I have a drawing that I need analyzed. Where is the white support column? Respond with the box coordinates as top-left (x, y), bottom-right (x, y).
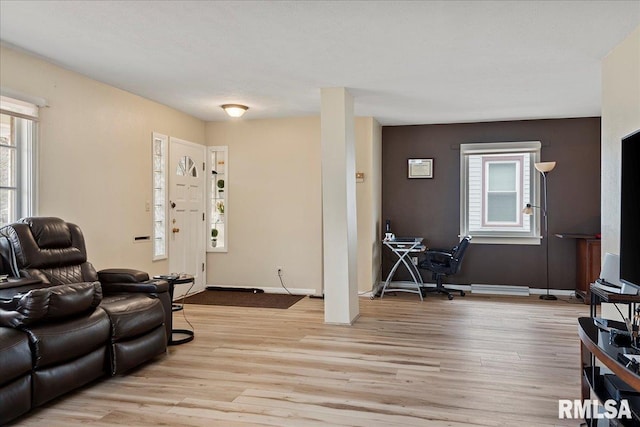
top-left (321, 87), bottom-right (359, 324)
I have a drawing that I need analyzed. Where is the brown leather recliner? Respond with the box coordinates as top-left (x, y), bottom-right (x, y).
top-left (0, 217), bottom-right (171, 423)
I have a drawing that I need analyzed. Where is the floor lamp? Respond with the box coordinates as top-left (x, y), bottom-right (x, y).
top-left (523, 161), bottom-right (557, 300)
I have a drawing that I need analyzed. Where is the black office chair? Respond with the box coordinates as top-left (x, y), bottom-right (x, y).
top-left (418, 236), bottom-right (471, 300)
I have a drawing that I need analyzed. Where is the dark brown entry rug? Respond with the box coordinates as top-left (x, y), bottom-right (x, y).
top-left (182, 289), bottom-right (305, 309)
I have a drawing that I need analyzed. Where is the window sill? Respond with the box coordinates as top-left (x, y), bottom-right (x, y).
top-left (466, 235), bottom-right (542, 245)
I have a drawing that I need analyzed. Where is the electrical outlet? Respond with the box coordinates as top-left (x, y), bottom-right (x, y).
top-left (277, 266), bottom-right (283, 275)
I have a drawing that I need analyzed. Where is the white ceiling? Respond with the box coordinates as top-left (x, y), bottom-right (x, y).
top-left (1, 1), bottom-right (638, 125)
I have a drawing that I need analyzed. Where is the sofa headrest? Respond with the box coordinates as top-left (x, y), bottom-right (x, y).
top-left (19, 217), bottom-right (72, 249)
top-left (0, 217), bottom-right (88, 270)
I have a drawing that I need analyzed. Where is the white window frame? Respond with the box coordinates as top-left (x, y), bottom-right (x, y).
top-left (460, 141), bottom-right (541, 245)
top-left (0, 95), bottom-right (39, 226)
top-left (152, 132), bottom-right (168, 260)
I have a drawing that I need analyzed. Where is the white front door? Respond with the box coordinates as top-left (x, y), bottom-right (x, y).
top-left (169, 137), bottom-right (206, 296)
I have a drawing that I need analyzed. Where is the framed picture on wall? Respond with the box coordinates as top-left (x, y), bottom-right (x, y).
top-left (408, 158), bottom-right (433, 178)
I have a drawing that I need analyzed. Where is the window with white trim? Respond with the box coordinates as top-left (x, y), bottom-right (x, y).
top-left (208, 146), bottom-right (227, 252)
top-left (0, 96), bottom-right (38, 226)
top-left (460, 141), bottom-right (541, 244)
top-left (152, 133), bottom-right (168, 260)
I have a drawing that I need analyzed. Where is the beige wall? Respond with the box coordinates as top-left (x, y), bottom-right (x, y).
top-left (205, 116), bottom-right (381, 295)
top-left (356, 117), bottom-right (382, 292)
top-left (0, 45), bottom-right (206, 274)
top-left (601, 27), bottom-right (640, 257)
top-left (205, 117), bottom-right (323, 293)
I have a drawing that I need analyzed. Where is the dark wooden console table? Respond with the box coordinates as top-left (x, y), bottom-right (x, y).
top-left (556, 233), bottom-right (601, 303)
top-left (579, 317), bottom-right (640, 425)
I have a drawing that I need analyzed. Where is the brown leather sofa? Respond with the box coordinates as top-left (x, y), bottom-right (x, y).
top-left (0, 217), bottom-right (172, 424)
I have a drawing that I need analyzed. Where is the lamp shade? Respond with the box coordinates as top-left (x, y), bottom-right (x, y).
top-left (221, 104), bottom-right (248, 118)
top-left (535, 161), bottom-right (556, 173)
top-left (522, 204), bottom-right (534, 215)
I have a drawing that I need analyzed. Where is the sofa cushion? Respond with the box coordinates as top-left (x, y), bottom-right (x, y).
top-left (0, 328), bottom-right (31, 384)
top-left (110, 325), bottom-right (166, 375)
top-left (0, 375), bottom-right (31, 425)
top-left (101, 294), bottom-right (165, 340)
top-left (26, 307), bottom-right (110, 369)
top-left (32, 345), bottom-right (107, 407)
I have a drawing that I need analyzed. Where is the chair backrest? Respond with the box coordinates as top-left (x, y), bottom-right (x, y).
top-left (449, 236), bottom-right (472, 274)
top-left (0, 217), bottom-right (98, 285)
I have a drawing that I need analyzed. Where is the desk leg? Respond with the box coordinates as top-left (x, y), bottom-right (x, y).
top-left (398, 256), bottom-right (423, 300)
top-left (381, 245), bottom-right (423, 301)
top-left (381, 256), bottom-right (403, 298)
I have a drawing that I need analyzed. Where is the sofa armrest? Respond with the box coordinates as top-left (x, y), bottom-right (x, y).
top-left (98, 268), bottom-right (150, 283)
top-left (0, 295), bottom-right (27, 327)
top-left (0, 281), bottom-right (102, 327)
top-left (100, 280), bottom-right (169, 294)
top-left (98, 268), bottom-right (169, 294)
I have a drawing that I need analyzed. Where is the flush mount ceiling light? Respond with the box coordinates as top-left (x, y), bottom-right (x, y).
top-left (221, 104), bottom-right (248, 118)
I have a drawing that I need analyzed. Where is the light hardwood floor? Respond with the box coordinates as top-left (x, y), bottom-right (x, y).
top-left (13, 293), bottom-right (589, 427)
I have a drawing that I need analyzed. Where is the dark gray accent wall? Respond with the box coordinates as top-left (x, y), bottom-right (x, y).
top-left (382, 117), bottom-right (601, 291)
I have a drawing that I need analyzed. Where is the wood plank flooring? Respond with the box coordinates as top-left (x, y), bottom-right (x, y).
top-left (13, 293), bottom-right (589, 427)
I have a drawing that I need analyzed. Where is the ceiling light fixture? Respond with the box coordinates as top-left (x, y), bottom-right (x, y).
top-left (221, 104), bottom-right (248, 118)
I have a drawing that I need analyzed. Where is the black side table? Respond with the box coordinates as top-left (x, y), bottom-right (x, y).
top-left (154, 274), bottom-right (195, 345)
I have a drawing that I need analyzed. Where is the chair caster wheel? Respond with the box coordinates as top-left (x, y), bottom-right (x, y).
top-left (460, 291), bottom-right (466, 297)
top-left (448, 294), bottom-right (454, 300)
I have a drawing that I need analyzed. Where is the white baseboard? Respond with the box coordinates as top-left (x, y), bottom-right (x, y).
top-left (205, 285), bottom-right (316, 296)
top-left (471, 284), bottom-right (529, 296)
top-left (210, 283), bottom-right (576, 299)
top-left (372, 281), bottom-right (575, 297)
top-left (260, 286), bottom-right (316, 295)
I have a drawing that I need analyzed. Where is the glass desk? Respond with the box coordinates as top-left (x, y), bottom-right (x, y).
top-left (381, 237), bottom-right (426, 301)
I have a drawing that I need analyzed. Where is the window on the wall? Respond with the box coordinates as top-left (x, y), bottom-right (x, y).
top-left (460, 141), bottom-right (541, 244)
top-left (152, 133), bottom-right (168, 260)
top-left (0, 96), bottom-right (38, 226)
top-left (208, 146), bottom-right (227, 252)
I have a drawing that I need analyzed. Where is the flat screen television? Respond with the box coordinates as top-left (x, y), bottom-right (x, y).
top-left (620, 129), bottom-right (640, 290)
